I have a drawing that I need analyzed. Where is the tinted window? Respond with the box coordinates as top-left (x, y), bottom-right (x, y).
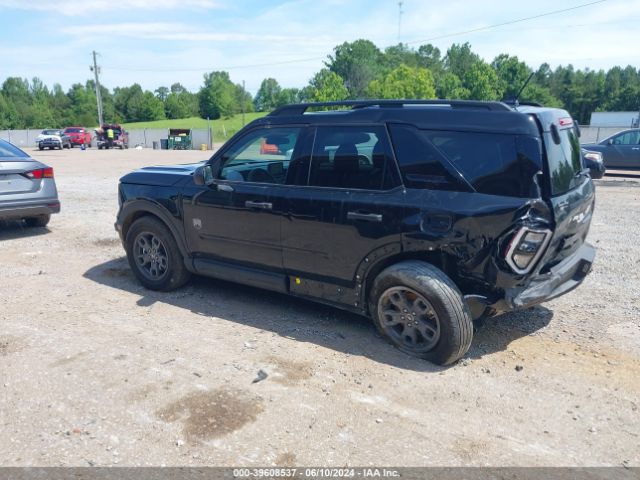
top-left (308, 126), bottom-right (397, 190)
top-left (545, 127), bottom-right (583, 196)
top-left (218, 127), bottom-right (301, 185)
top-left (388, 124), bottom-right (462, 191)
top-left (65, 128), bottom-right (83, 133)
top-left (612, 130), bottom-right (640, 145)
top-left (424, 130), bottom-right (528, 197)
top-left (0, 140), bottom-right (29, 158)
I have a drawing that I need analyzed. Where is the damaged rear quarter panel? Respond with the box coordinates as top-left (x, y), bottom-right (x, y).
top-left (400, 188), bottom-right (553, 299)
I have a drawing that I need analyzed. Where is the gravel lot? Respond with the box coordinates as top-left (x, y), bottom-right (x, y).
top-left (1, 148), bottom-right (639, 467)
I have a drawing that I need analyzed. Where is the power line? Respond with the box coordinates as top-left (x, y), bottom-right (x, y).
top-left (104, 0), bottom-right (609, 73)
top-left (403, 0), bottom-right (609, 45)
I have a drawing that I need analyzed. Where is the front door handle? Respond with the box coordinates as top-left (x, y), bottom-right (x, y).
top-left (245, 201), bottom-right (273, 210)
top-left (632, 147), bottom-right (639, 151)
top-left (347, 211), bottom-right (383, 223)
top-left (217, 183), bottom-right (234, 192)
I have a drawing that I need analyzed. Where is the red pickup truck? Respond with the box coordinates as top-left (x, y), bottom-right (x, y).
top-left (63, 127), bottom-right (92, 147)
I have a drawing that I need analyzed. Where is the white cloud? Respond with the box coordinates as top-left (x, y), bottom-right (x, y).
top-left (0, 0), bottom-right (219, 16)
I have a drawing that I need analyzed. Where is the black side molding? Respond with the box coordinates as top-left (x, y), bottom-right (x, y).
top-left (193, 258), bottom-right (288, 294)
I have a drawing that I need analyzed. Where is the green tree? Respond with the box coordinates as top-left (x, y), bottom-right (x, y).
top-left (436, 72), bottom-right (470, 99)
top-left (307, 69), bottom-right (349, 102)
top-left (155, 86), bottom-right (169, 102)
top-left (326, 39), bottom-right (383, 98)
top-left (445, 43), bottom-right (481, 79)
top-left (198, 71), bottom-right (237, 119)
top-left (463, 62), bottom-right (502, 100)
top-left (277, 87), bottom-right (302, 106)
top-left (367, 64), bottom-right (436, 99)
top-left (254, 78), bottom-right (282, 111)
top-left (492, 54), bottom-right (531, 100)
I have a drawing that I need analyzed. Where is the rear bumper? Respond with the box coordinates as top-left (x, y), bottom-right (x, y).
top-left (0, 200), bottom-right (61, 220)
top-left (504, 242), bottom-right (596, 310)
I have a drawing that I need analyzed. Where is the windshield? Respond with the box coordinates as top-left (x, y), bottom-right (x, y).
top-left (42, 129), bottom-right (61, 135)
top-left (544, 127), bottom-right (583, 196)
top-left (65, 128), bottom-right (83, 133)
top-left (0, 139), bottom-right (29, 158)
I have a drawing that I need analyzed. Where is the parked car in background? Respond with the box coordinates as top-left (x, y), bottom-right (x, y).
top-left (581, 148), bottom-right (605, 179)
top-left (116, 99), bottom-right (596, 365)
top-left (63, 127), bottom-right (92, 148)
top-left (582, 128), bottom-right (640, 168)
top-left (96, 124), bottom-right (129, 149)
top-left (36, 129), bottom-right (71, 150)
top-left (0, 139), bottom-right (60, 227)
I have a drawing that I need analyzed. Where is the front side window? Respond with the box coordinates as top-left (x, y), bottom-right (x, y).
top-left (612, 130), bottom-right (640, 145)
top-left (218, 127), bottom-right (301, 184)
top-left (308, 126), bottom-right (397, 190)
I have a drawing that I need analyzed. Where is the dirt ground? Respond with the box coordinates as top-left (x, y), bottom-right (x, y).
top-left (1, 147), bottom-right (638, 467)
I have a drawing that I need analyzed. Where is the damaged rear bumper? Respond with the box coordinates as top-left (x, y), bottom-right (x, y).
top-left (505, 242), bottom-right (596, 310)
top-left (465, 242), bottom-right (596, 319)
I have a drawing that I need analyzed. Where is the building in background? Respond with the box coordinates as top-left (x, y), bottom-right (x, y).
top-left (590, 111), bottom-right (640, 128)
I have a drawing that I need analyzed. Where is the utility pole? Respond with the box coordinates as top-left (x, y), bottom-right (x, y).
top-left (90, 51), bottom-right (104, 126)
top-left (397, 1), bottom-right (404, 43)
top-left (241, 80), bottom-right (246, 127)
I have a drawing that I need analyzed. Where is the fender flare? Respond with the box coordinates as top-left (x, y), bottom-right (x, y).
top-left (118, 199), bottom-right (191, 262)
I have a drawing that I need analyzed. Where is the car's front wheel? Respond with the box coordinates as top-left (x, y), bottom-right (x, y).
top-left (369, 261), bottom-right (473, 365)
top-left (24, 215), bottom-right (50, 228)
top-left (125, 216), bottom-right (191, 291)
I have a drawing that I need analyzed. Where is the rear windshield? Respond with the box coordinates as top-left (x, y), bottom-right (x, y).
top-left (545, 127), bottom-right (583, 196)
top-left (0, 140), bottom-right (29, 158)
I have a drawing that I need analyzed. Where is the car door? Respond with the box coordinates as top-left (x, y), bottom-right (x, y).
top-left (276, 124), bottom-right (404, 307)
top-left (183, 126), bottom-right (303, 272)
top-left (603, 130), bottom-right (640, 168)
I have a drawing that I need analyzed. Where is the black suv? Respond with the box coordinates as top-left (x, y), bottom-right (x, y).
top-left (115, 100), bottom-right (595, 365)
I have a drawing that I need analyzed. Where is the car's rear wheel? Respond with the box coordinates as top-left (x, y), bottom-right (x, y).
top-left (125, 216), bottom-right (191, 291)
top-left (24, 215), bottom-right (50, 228)
top-left (38, 145), bottom-right (43, 151)
top-left (369, 261), bottom-right (473, 365)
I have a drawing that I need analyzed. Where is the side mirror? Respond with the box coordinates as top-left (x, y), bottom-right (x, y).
top-left (607, 139), bottom-right (614, 146)
top-left (193, 165), bottom-right (214, 186)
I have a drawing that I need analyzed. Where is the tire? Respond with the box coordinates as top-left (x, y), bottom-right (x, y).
top-left (369, 261), bottom-right (473, 365)
top-left (125, 216), bottom-right (191, 291)
top-left (38, 146), bottom-right (43, 151)
top-left (24, 215), bottom-right (50, 228)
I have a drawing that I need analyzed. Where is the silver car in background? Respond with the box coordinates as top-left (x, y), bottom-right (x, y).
top-left (0, 139), bottom-right (60, 227)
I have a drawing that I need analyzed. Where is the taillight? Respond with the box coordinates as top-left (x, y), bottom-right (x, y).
top-left (26, 167), bottom-right (54, 179)
top-left (505, 227), bottom-right (552, 274)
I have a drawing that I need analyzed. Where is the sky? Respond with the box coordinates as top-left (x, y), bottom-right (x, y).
top-left (0, 0), bottom-right (638, 95)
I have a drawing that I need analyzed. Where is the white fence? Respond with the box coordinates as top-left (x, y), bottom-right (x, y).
top-left (0, 125), bottom-right (625, 150)
top-left (0, 128), bottom-right (214, 150)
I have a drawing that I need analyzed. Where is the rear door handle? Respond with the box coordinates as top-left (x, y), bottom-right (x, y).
top-left (632, 147), bottom-right (639, 151)
top-left (217, 183), bottom-right (234, 192)
top-left (245, 201), bottom-right (273, 210)
top-left (347, 211), bottom-right (383, 222)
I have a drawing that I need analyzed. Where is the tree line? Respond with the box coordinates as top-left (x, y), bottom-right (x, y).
top-left (1, 41), bottom-right (638, 129)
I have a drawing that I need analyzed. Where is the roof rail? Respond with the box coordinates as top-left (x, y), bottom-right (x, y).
top-left (268, 99), bottom-right (512, 116)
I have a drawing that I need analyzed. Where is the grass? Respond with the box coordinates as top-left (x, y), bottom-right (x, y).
top-left (122, 112), bottom-right (267, 141)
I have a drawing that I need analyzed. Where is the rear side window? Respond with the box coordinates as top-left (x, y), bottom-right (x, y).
top-left (424, 131), bottom-right (529, 197)
top-left (308, 126), bottom-right (398, 190)
top-left (388, 124), bottom-right (462, 191)
top-left (390, 125), bottom-right (538, 197)
top-left (545, 127), bottom-right (583, 196)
